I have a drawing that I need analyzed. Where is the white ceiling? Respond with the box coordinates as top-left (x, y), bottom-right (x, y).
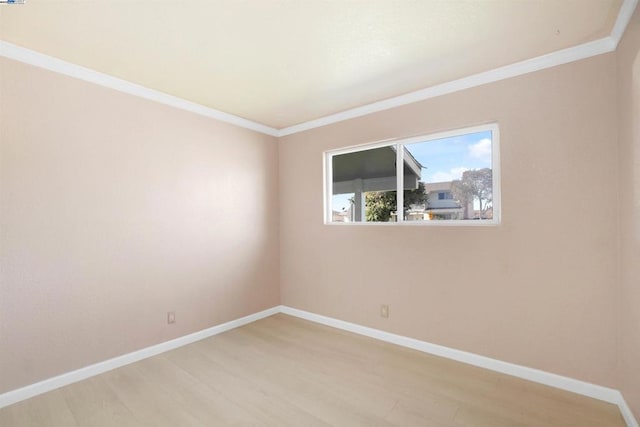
top-left (0, 0), bottom-right (627, 130)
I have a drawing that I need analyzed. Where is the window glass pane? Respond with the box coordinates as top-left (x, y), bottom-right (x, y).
top-left (331, 193), bottom-right (354, 222)
top-left (365, 190), bottom-right (397, 222)
top-left (326, 125), bottom-right (498, 225)
top-left (404, 130), bottom-right (493, 221)
top-left (331, 146), bottom-right (397, 222)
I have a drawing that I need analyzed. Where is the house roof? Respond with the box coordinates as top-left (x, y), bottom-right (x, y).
top-left (332, 146), bottom-right (423, 195)
top-left (424, 181), bottom-right (455, 192)
top-left (332, 146), bottom-right (422, 183)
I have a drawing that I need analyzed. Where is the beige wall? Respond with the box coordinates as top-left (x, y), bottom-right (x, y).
top-left (0, 57), bottom-right (280, 394)
top-left (617, 7), bottom-right (640, 419)
top-left (279, 53), bottom-right (620, 387)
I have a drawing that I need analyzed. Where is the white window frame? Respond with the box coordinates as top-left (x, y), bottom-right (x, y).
top-left (324, 123), bottom-right (501, 226)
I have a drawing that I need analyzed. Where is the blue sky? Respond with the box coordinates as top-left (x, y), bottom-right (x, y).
top-left (406, 130), bottom-right (492, 183)
top-left (331, 130), bottom-right (493, 212)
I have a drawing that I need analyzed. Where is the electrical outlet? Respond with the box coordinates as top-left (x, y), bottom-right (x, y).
top-left (380, 305), bottom-right (389, 318)
top-left (167, 311), bottom-right (176, 324)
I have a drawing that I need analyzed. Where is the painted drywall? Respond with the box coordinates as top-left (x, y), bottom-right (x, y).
top-left (1, 14), bottom-right (635, 408)
top-left (0, 57), bottom-right (280, 394)
top-left (617, 6), bottom-right (640, 420)
top-left (279, 53), bottom-right (620, 388)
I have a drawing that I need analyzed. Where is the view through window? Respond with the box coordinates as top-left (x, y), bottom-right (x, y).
top-left (327, 124), bottom-right (499, 224)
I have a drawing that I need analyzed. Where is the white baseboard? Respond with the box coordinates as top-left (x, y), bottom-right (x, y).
top-left (1, 304), bottom-right (637, 427)
top-left (0, 306), bottom-right (280, 409)
top-left (620, 395), bottom-right (640, 427)
top-left (279, 305), bottom-right (638, 427)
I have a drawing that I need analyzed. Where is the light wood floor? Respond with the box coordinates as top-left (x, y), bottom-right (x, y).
top-left (0, 314), bottom-right (626, 426)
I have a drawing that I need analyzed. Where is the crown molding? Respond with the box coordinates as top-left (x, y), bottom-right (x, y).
top-left (0, 41), bottom-right (280, 137)
top-left (279, 0), bottom-right (636, 136)
top-left (611, 0), bottom-right (639, 47)
top-left (0, 0), bottom-right (636, 138)
top-left (278, 36), bottom-right (618, 136)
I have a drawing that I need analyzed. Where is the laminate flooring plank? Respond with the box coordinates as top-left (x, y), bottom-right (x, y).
top-left (214, 327), bottom-right (401, 417)
top-left (0, 389), bottom-right (76, 427)
top-left (131, 355), bottom-right (262, 425)
top-left (188, 336), bottom-right (396, 426)
top-left (164, 343), bottom-right (331, 426)
top-left (100, 364), bottom-right (205, 427)
top-left (59, 376), bottom-right (141, 427)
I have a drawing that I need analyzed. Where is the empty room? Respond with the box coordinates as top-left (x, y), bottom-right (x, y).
top-left (1, 0), bottom-right (639, 425)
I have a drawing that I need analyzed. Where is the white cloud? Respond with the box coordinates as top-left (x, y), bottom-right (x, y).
top-left (431, 166), bottom-right (468, 182)
top-left (469, 138), bottom-right (492, 161)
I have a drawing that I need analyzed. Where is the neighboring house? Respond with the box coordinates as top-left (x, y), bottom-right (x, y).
top-left (406, 181), bottom-right (473, 220)
top-left (332, 207), bottom-right (353, 222)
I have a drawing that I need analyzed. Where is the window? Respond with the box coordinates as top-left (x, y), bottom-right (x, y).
top-left (325, 124), bottom-right (500, 225)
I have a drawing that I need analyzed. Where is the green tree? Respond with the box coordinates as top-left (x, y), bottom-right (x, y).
top-left (450, 168), bottom-right (493, 219)
top-left (365, 183), bottom-right (427, 222)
